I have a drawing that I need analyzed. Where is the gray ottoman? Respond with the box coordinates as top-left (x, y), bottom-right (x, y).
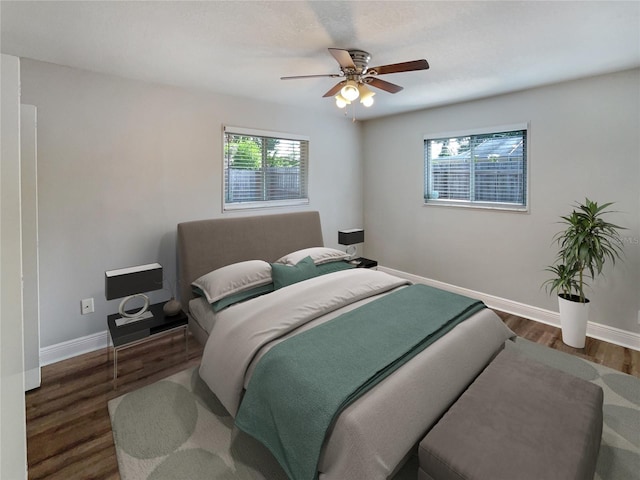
top-left (418, 348), bottom-right (603, 480)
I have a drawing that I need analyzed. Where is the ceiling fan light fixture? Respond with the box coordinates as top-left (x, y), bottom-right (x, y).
top-left (335, 94), bottom-right (350, 109)
top-left (281, 48), bottom-right (430, 114)
top-left (340, 80), bottom-right (360, 101)
top-left (361, 95), bottom-right (375, 107)
top-left (358, 84), bottom-right (375, 107)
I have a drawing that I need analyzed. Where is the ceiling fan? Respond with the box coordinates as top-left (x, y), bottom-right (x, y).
top-left (281, 48), bottom-right (429, 109)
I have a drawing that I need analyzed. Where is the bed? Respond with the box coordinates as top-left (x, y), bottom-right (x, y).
top-left (177, 211), bottom-right (514, 480)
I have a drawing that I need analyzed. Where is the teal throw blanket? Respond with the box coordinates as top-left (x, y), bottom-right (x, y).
top-left (234, 284), bottom-right (485, 480)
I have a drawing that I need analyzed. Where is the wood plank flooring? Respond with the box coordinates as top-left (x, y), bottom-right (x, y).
top-left (497, 311), bottom-right (640, 377)
top-left (25, 313), bottom-right (639, 479)
top-left (26, 332), bottom-right (204, 480)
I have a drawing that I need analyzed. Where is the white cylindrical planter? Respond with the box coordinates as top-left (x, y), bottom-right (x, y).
top-left (558, 295), bottom-right (590, 348)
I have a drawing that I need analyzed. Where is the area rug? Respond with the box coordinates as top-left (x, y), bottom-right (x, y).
top-left (108, 338), bottom-right (639, 480)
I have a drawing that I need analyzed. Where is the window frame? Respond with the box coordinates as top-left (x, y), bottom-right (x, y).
top-left (222, 125), bottom-right (310, 212)
top-left (424, 123), bottom-right (530, 213)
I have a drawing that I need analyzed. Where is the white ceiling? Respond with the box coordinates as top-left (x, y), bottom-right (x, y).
top-left (1, 1), bottom-right (639, 120)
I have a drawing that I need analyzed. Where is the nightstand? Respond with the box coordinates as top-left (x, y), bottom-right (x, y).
top-left (107, 302), bottom-right (188, 386)
top-left (349, 257), bottom-right (378, 269)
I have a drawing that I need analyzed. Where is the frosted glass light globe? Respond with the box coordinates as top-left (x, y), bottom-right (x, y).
top-left (340, 81), bottom-right (360, 101)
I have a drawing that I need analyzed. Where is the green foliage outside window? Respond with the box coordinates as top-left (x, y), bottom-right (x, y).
top-left (225, 136), bottom-right (300, 170)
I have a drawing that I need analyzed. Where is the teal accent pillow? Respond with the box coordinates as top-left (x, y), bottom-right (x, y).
top-left (271, 256), bottom-right (318, 290)
top-left (211, 283), bottom-right (274, 312)
top-left (192, 286), bottom-right (206, 298)
top-left (314, 260), bottom-right (355, 276)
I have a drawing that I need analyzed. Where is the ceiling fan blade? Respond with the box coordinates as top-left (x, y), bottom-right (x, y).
top-left (364, 77), bottom-right (404, 94)
top-left (322, 81), bottom-right (346, 98)
top-left (367, 59), bottom-right (429, 75)
top-left (328, 48), bottom-right (356, 70)
top-left (281, 73), bottom-right (341, 80)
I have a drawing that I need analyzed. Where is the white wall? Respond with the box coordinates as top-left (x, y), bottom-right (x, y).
top-left (17, 58), bottom-right (640, 350)
top-left (1, 53), bottom-right (28, 480)
top-left (362, 69), bottom-right (640, 335)
top-left (20, 59), bottom-right (363, 348)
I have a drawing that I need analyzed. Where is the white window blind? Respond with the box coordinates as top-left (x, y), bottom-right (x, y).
top-left (424, 126), bottom-right (528, 211)
top-left (223, 126), bottom-right (309, 211)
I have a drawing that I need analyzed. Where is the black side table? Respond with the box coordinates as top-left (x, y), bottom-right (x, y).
top-left (107, 302), bottom-right (188, 387)
top-left (349, 257), bottom-right (378, 269)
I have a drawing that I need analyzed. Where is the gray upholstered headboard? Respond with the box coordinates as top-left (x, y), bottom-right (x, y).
top-left (177, 211), bottom-right (323, 310)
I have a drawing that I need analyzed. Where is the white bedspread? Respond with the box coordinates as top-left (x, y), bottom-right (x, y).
top-left (198, 268), bottom-right (514, 479)
top-left (199, 269), bottom-right (410, 417)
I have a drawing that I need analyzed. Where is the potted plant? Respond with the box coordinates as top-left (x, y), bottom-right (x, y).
top-left (543, 198), bottom-right (624, 348)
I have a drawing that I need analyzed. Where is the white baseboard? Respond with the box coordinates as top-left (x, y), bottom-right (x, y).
top-left (24, 367), bottom-right (41, 391)
top-left (39, 268), bottom-right (640, 365)
top-left (40, 330), bottom-right (109, 366)
top-left (379, 266), bottom-right (640, 351)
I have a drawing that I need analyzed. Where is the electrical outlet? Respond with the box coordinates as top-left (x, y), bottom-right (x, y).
top-left (637, 310), bottom-right (640, 325)
top-left (81, 298), bottom-right (94, 315)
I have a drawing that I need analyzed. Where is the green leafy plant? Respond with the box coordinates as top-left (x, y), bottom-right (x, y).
top-left (543, 263), bottom-right (580, 298)
top-left (544, 198), bottom-right (625, 303)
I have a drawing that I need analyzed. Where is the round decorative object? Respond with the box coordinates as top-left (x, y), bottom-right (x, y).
top-left (163, 298), bottom-right (182, 316)
top-left (119, 293), bottom-right (150, 318)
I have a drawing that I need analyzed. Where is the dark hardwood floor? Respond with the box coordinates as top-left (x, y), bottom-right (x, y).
top-left (497, 311), bottom-right (639, 377)
top-left (25, 313), bottom-right (639, 479)
top-left (26, 332), bottom-right (204, 480)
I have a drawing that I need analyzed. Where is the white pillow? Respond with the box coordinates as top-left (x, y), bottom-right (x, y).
top-left (275, 247), bottom-right (349, 266)
top-left (192, 260), bottom-right (272, 304)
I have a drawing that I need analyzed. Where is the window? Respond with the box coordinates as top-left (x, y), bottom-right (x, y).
top-left (223, 126), bottom-right (309, 211)
top-left (424, 125), bottom-right (528, 211)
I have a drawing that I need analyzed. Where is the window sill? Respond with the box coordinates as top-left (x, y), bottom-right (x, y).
top-left (223, 198), bottom-right (310, 212)
top-left (423, 200), bottom-right (529, 213)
